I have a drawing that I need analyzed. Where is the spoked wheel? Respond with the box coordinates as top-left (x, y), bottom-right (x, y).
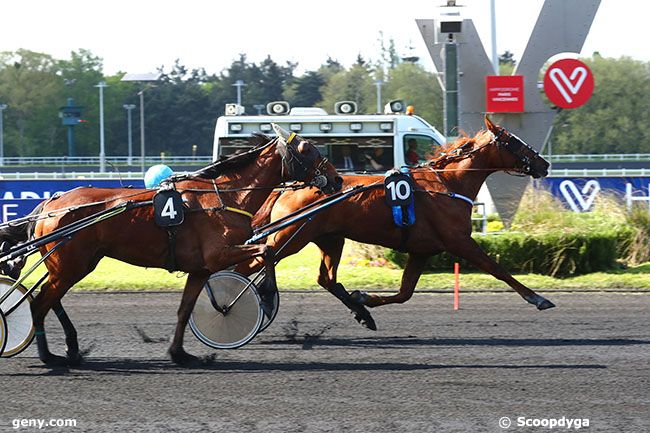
top-left (0, 277), bottom-right (35, 358)
top-left (189, 271), bottom-right (263, 349)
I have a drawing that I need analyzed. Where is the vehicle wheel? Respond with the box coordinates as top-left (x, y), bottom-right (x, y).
top-left (189, 271), bottom-right (263, 349)
top-left (0, 277), bottom-right (35, 358)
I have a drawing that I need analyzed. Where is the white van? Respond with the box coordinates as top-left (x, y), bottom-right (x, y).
top-left (212, 101), bottom-right (446, 173)
top-left (212, 101), bottom-right (494, 217)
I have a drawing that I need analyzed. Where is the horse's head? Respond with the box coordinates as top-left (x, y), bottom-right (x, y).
top-left (483, 116), bottom-right (549, 178)
top-left (272, 124), bottom-right (343, 193)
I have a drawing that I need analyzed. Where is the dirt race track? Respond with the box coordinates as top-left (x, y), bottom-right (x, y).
top-left (1, 291), bottom-right (648, 432)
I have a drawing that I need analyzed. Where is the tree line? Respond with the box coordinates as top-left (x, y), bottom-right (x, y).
top-left (0, 47), bottom-right (648, 158)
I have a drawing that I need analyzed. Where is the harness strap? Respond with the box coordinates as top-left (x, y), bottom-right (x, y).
top-left (166, 228), bottom-right (178, 272)
top-left (447, 192), bottom-right (475, 206)
top-left (209, 178), bottom-right (253, 218)
top-left (223, 207), bottom-right (254, 219)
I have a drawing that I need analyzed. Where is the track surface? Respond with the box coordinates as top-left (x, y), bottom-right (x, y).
top-left (1, 291), bottom-right (648, 432)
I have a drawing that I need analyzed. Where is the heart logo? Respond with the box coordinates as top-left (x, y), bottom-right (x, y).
top-left (549, 66), bottom-right (588, 104)
top-left (559, 180), bottom-right (601, 212)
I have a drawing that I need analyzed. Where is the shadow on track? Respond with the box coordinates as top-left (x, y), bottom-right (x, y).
top-left (6, 357), bottom-right (608, 376)
top-left (258, 336), bottom-right (650, 350)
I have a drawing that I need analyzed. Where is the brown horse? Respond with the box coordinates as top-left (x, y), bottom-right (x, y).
top-left (0, 128), bottom-right (342, 366)
top-left (237, 117), bottom-right (553, 330)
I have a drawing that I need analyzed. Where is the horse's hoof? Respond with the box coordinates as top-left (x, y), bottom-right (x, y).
top-left (169, 348), bottom-right (200, 367)
top-left (350, 290), bottom-right (369, 305)
top-left (41, 354), bottom-right (70, 367)
top-left (537, 298), bottom-right (556, 310)
top-left (526, 294), bottom-right (556, 310)
top-left (355, 312), bottom-right (377, 331)
top-left (66, 352), bottom-right (84, 367)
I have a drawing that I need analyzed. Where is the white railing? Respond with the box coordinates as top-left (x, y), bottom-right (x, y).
top-left (2, 168), bottom-right (650, 180)
top-left (548, 168), bottom-right (650, 177)
top-left (0, 171), bottom-right (151, 180)
top-left (547, 153), bottom-right (650, 162)
top-left (0, 155), bottom-right (212, 166)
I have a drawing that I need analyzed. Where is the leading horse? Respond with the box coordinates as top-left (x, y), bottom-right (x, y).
top-left (0, 126), bottom-right (342, 366)
top-left (238, 117), bottom-right (553, 330)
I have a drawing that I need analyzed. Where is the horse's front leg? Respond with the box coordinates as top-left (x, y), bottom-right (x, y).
top-left (169, 271), bottom-right (210, 366)
top-left (169, 244), bottom-right (272, 366)
top-left (352, 252), bottom-right (429, 309)
top-left (446, 236), bottom-right (555, 310)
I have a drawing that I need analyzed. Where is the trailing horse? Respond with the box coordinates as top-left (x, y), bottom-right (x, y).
top-left (238, 117), bottom-right (553, 330)
top-left (0, 127), bottom-right (342, 366)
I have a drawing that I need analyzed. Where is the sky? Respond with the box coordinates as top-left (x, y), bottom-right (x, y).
top-left (0, 0), bottom-right (648, 77)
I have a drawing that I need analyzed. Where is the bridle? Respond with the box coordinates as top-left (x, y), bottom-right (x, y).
top-left (277, 133), bottom-right (330, 188)
top-left (428, 128), bottom-right (546, 178)
top-left (492, 127), bottom-right (546, 178)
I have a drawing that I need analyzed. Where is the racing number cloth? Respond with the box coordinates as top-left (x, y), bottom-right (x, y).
top-left (153, 189), bottom-right (185, 227)
top-left (384, 170), bottom-right (415, 227)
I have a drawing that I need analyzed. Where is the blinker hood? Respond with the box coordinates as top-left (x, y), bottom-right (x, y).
top-left (271, 123), bottom-right (303, 145)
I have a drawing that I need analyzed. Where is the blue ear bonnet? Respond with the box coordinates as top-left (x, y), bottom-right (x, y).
top-left (144, 164), bottom-right (174, 189)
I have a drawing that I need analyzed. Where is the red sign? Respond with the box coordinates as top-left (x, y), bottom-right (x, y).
top-left (485, 75), bottom-right (524, 113)
top-left (543, 58), bottom-right (594, 109)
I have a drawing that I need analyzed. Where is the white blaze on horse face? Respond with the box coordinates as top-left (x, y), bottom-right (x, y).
top-left (559, 180), bottom-right (601, 212)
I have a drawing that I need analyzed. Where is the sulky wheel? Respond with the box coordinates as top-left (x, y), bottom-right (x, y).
top-left (0, 277), bottom-right (35, 358)
top-left (189, 271), bottom-right (263, 349)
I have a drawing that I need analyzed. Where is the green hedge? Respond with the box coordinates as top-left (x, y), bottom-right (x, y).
top-left (385, 228), bottom-right (634, 278)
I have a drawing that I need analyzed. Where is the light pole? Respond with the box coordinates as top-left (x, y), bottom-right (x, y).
top-left (123, 104), bottom-right (136, 165)
top-left (0, 103), bottom-right (7, 166)
top-left (95, 81), bottom-right (108, 172)
top-left (374, 80), bottom-right (383, 113)
top-left (232, 80), bottom-right (245, 106)
top-left (253, 104), bottom-right (265, 115)
top-left (121, 73), bottom-right (161, 174)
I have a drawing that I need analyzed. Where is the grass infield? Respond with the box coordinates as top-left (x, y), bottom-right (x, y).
top-left (19, 243), bottom-right (650, 292)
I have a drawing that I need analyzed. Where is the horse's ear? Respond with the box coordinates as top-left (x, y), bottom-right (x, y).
top-left (484, 115), bottom-right (497, 133)
top-left (297, 140), bottom-right (309, 155)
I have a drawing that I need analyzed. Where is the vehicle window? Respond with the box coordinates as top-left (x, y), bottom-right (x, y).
top-left (403, 135), bottom-right (440, 166)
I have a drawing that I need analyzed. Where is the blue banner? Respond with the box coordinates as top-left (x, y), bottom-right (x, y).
top-left (0, 179), bottom-right (144, 222)
top-left (540, 177), bottom-right (650, 212)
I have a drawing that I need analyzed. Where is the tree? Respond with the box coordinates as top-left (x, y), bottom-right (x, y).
top-left (383, 62), bottom-right (443, 130)
top-left (0, 49), bottom-right (63, 156)
top-left (550, 56), bottom-right (650, 154)
top-left (284, 71), bottom-right (325, 107)
top-left (319, 63), bottom-right (375, 114)
top-left (499, 50), bottom-right (516, 75)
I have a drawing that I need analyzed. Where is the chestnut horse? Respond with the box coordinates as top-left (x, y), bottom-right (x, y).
top-left (237, 117), bottom-right (553, 330)
top-left (0, 128), bottom-right (342, 366)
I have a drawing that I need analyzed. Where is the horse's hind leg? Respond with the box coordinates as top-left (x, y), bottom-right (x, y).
top-left (447, 237), bottom-right (555, 310)
top-left (314, 236), bottom-right (376, 331)
top-left (352, 252), bottom-right (429, 309)
top-left (52, 301), bottom-right (82, 365)
top-left (31, 282), bottom-right (74, 366)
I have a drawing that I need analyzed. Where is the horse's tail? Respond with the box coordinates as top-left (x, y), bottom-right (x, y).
top-left (252, 190), bottom-right (284, 229)
top-left (0, 201), bottom-right (45, 279)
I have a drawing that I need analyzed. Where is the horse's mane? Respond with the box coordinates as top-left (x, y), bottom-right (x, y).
top-left (192, 133), bottom-right (275, 179)
top-left (427, 129), bottom-right (491, 163)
